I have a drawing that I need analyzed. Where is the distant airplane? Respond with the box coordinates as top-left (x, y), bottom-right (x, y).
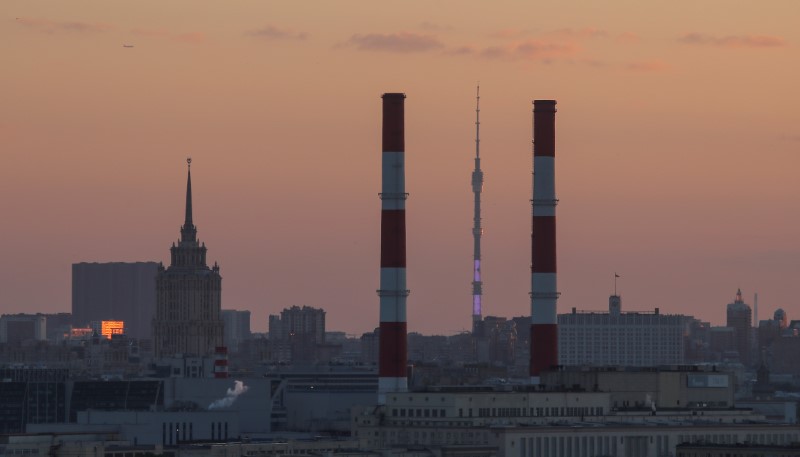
top-left (122, 44), bottom-right (134, 48)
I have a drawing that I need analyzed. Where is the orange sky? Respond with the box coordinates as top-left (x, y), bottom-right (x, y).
top-left (1, 1), bottom-right (799, 335)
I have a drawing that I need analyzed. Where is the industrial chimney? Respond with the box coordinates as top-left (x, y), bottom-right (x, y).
top-left (530, 100), bottom-right (559, 384)
top-left (378, 93), bottom-right (408, 403)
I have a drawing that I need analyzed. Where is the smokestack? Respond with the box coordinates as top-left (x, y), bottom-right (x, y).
top-left (530, 100), bottom-right (559, 384)
top-left (378, 93), bottom-right (408, 403)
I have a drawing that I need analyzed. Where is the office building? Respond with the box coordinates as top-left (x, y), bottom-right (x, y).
top-left (72, 262), bottom-right (158, 340)
top-left (0, 313), bottom-right (46, 344)
top-left (727, 288), bottom-right (753, 366)
top-left (558, 295), bottom-right (689, 367)
top-left (221, 309), bottom-right (251, 352)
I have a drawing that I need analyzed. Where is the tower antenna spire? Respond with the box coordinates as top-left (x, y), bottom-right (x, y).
top-left (471, 84), bottom-right (484, 335)
top-left (181, 157), bottom-right (196, 243)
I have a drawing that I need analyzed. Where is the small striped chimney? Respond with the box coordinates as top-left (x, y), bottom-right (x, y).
top-left (378, 93), bottom-right (408, 403)
top-left (213, 346), bottom-right (228, 379)
top-left (530, 100), bottom-right (559, 384)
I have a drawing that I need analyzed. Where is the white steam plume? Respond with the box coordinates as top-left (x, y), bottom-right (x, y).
top-left (208, 380), bottom-right (249, 410)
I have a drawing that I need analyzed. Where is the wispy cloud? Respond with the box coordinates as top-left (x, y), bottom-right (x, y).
top-left (15, 17), bottom-right (112, 34)
top-left (131, 28), bottom-right (206, 44)
top-left (344, 32), bottom-right (443, 53)
top-left (446, 45), bottom-right (477, 56)
top-left (489, 28), bottom-right (534, 39)
top-left (625, 59), bottom-right (669, 72)
top-left (417, 21), bottom-right (452, 32)
top-left (246, 25), bottom-right (308, 41)
top-left (548, 27), bottom-right (609, 40)
top-left (491, 27), bottom-right (637, 44)
top-left (478, 40), bottom-right (579, 61)
top-left (679, 33), bottom-right (787, 48)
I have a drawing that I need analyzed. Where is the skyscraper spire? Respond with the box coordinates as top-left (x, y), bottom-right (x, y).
top-left (181, 157), bottom-right (196, 243)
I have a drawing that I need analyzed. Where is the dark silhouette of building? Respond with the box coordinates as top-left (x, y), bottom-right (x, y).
top-left (153, 160), bottom-right (223, 358)
top-left (0, 314), bottom-right (46, 343)
top-left (269, 306), bottom-right (326, 362)
top-left (726, 288), bottom-right (753, 366)
top-left (42, 313), bottom-right (72, 342)
top-left (72, 262), bottom-right (158, 339)
top-left (222, 309), bottom-right (252, 352)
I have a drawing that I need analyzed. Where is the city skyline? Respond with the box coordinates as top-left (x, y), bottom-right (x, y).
top-left (1, 1), bottom-right (798, 335)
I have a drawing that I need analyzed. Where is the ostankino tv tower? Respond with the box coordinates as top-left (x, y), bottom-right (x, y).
top-left (471, 85), bottom-right (484, 335)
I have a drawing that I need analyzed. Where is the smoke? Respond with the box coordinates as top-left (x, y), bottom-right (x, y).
top-left (208, 380), bottom-right (249, 410)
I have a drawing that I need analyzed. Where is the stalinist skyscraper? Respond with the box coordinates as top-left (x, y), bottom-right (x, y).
top-left (153, 159), bottom-right (224, 358)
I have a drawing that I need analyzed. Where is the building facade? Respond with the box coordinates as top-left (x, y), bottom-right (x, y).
top-left (353, 375), bottom-right (799, 456)
top-left (221, 310), bottom-right (252, 353)
top-left (269, 306), bottom-right (326, 362)
top-left (0, 314), bottom-right (46, 343)
top-left (727, 288), bottom-right (753, 366)
top-left (153, 161), bottom-right (224, 359)
top-left (558, 295), bottom-right (689, 367)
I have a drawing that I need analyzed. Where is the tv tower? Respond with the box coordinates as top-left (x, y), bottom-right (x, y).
top-left (471, 85), bottom-right (484, 334)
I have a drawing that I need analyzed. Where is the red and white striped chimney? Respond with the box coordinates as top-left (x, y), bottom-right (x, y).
top-left (378, 93), bottom-right (408, 403)
top-left (530, 100), bottom-right (559, 384)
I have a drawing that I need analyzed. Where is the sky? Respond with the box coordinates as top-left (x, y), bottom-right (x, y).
top-left (1, 1), bottom-right (799, 335)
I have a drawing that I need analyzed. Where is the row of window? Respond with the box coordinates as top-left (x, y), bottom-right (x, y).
top-left (390, 406), bottom-right (605, 419)
top-left (392, 408), bottom-right (446, 418)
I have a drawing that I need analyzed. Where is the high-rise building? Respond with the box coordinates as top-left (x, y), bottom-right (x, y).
top-left (153, 160), bottom-right (224, 358)
top-left (221, 310), bottom-right (252, 352)
top-left (726, 288), bottom-right (753, 366)
top-left (558, 295), bottom-right (690, 367)
top-left (268, 306), bottom-right (325, 362)
top-left (72, 262), bottom-right (158, 339)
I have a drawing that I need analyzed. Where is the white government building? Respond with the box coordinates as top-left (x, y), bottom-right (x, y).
top-left (559, 295), bottom-right (690, 367)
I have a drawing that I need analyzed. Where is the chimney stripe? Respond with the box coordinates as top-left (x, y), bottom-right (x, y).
top-left (530, 99), bottom-right (559, 383)
top-left (379, 93), bottom-right (408, 403)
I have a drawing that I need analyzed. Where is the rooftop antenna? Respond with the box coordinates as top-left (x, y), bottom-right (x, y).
top-left (614, 272), bottom-right (620, 296)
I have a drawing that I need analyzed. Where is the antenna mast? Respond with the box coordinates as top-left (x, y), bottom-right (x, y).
top-left (471, 85), bottom-right (484, 334)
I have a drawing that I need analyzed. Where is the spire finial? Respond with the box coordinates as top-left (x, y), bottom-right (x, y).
top-left (180, 158), bottom-right (197, 243)
top-left (185, 158), bottom-right (193, 227)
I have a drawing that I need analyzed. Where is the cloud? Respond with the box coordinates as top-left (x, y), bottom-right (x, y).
top-left (489, 28), bottom-right (533, 39)
top-left (478, 40), bottom-right (579, 61)
top-left (446, 45), bottom-right (477, 55)
top-left (548, 27), bottom-right (609, 39)
top-left (679, 33), bottom-right (787, 48)
top-left (625, 60), bottom-right (669, 72)
top-left (15, 17), bottom-right (112, 34)
top-left (131, 28), bottom-right (206, 44)
top-left (246, 25), bottom-right (308, 41)
top-left (418, 22), bottom-right (452, 32)
top-left (344, 32), bottom-right (443, 53)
